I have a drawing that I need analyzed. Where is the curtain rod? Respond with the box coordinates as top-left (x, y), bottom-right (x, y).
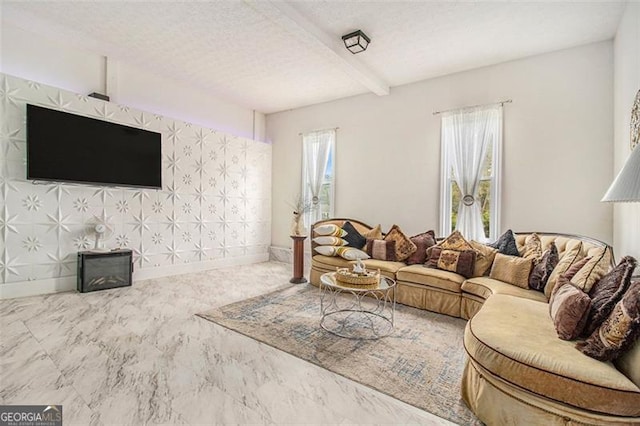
top-left (433, 99), bottom-right (512, 116)
top-left (298, 127), bottom-right (339, 136)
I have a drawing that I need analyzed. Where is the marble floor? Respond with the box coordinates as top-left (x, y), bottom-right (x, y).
top-left (0, 261), bottom-right (454, 425)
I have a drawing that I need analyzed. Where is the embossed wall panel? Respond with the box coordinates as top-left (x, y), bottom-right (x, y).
top-left (0, 73), bottom-right (272, 287)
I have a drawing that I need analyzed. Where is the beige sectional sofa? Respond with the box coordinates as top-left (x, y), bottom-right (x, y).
top-left (309, 218), bottom-right (640, 425)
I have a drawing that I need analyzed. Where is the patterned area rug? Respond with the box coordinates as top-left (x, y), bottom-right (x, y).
top-left (197, 285), bottom-right (480, 425)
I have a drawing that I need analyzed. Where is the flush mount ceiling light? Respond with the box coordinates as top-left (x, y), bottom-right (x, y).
top-left (341, 30), bottom-right (370, 54)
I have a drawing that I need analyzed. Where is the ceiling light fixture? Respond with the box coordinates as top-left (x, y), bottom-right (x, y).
top-left (341, 30), bottom-right (370, 54)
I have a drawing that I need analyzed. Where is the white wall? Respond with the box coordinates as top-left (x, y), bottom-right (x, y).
top-left (1, 22), bottom-right (265, 141)
top-left (0, 74), bottom-right (272, 299)
top-left (612, 2), bottom-right (640, 263)
top-left (268, 42), bottom-right (614, 249)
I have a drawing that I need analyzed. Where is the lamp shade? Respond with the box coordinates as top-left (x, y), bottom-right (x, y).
top-left (602, 142), bottom-right (640, 202)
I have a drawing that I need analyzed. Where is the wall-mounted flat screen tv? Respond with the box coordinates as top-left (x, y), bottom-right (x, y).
top-left (27, 104), bottom-right (162, 189)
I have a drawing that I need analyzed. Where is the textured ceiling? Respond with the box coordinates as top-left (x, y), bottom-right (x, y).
top-left (2, 1), bottom-right (627, 114)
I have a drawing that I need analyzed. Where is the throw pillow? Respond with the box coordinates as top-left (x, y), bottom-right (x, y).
top-left (529, 242), bottom-right (559, 291)
top-left (314, 245), bottom-right (338, 256)
top-left (312, 236), bottom-right (347, 246)
top-left (314, 224), bottom-right (347, 237)
top-left (365, 239), bottom-right (396, 261)
top-left (469, 240), bottom-right (498, 277)
top-left (405, 230), bottom-right (437, 265)
top-left (521, 233), bottom-right (543, 264)
top-left (439, 230), bottom-right (474, 251)
top-left (577, 281), bottom-right (640, 361)
top-left (549, 256), bottom-right (592, 299)
top-left (571, 247), bottom-right (612, 293)
top-left (583, 256), bottom-right (637, 337)
top-left (341, 221), bottom-right (367, 249)
top-left (549, 276), bottom-right (592, 340)
top-left (544, 242), bottom-right (584, 299)
top-left (488, 229), bottom-right (520, 256)
top-left (383, 225), bottom-right (417, 262)
top-left (489, 253), bottom-right (533, 289)
top-left (427, 247), bottom-right (476, 278)
top-left (335, 246), bottom-right (370, 261)
top-left (363, 225), bottom-right (383, 241)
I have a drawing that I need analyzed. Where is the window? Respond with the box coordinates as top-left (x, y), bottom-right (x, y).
top-left (302, 129), bottom-right (336, 229)
top-left (439, 106), bottom-right (502, 242)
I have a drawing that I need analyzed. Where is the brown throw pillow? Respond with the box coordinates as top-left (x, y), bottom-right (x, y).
top-left (545, 243), bottom-right (584, 299)
top-left (529, 242), bottom-right (559, 291)
top-left (365, 239), bottom-right (396, 261)
top-left (470, 240), bottom-right (498, 277)
top-left (521, 233), bottom-right (543, 264)
top-left (549, 276), bottom-right (592, 340)
top-left (571, 247), bottom-right (612, 293)
top-left (427, 247), bottom-right (476, 278)
top-left (405, 230), bottom-right (436, 265)
top-left (577, 281), bottom-right (640, 361)
top-left (489, 253), bottom-right (533, 289)
top-left (383, 225), bottom-right (417, 262)
top-left (439, 230), bottom-right (474, 251)
top-left (549, 256), bottom-right (592, 299)
top-left (583, 256), bottom-right (638, 337)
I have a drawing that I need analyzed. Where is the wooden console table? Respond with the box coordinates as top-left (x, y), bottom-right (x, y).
top-left (290, 235), bottom-right (308, 284)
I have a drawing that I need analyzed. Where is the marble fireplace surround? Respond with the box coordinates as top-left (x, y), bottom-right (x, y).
top-left (0, 73), bottom-right (272, 299)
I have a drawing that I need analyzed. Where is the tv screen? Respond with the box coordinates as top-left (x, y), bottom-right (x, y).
top-left (27, 104), bottom-right (162, 189)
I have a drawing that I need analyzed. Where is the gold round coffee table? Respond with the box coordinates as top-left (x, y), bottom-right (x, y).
top-left (319, 272), bottom-right (396, 339)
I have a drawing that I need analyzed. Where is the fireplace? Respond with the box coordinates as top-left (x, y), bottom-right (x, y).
top-left (77, 249), bottom-right (133, 293)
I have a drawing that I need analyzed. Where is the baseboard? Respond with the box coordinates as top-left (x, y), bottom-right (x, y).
top-left (269, 246), bottom-right (312, 266)
top-left (0, 253), bottom-right (270, 300)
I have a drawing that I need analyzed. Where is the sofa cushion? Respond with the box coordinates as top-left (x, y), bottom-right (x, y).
top-left (461, 277), bottom-right (547, 303)
top-left (362, 259), bottom-right (406, 275)
top-left (405, 230), bottom-right (436, 265)
top-left (571, 246), bottom-right (612, 293)
top-left (488, 229), bottom-right (519, 256)
top-left (584, 256), bottom-right (637, 337)
top-left (396, 265), bottom-right (465, 293)
top-left (365, 239), bottom-right (396, 261)
top-left (312, 254), bottom-right (353, 270)
top-left (314, 223), bottom-right (347, 237)
top-left (464, 294), bottom-right (640, 417)
top-left (341, 221), bottom-right (367, 249)
top-left (528, 242), bottom-right (559, 291)
top-left (363, 224), bottom-right (383, 241)
top-left (384, 224), bottom-right (417, 262)
top-left (520, 233), bottom-right (543, 263)
top-left (545, 242), bottom-right (584, 299)
top-left (469, 240), bottom-right (498, 277)
top-left (489, 253), bottom-right (533, 289)
top-left (549, 276), bottom-right (592, 340)
top-left (428, 247), bottom-right (476, 279)
top-left (578, 281), bottom-right (640, 362)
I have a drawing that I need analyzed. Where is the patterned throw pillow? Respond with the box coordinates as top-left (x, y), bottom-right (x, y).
top-left (313, 245), bottom-right (370, 260)
top-left (341, 221), bottom-right (367, 249)
top-left (577, 281), bottom-right (640, 361)
top-left (314, 224), bottom-right (347, 237)
top-left (583, 256), bottom-right (637, 337)
top-left (440, 230), bottom-right (474, 251)
top-left (363, 225), bottom-right (383, 241)
top-left (549, 256), bottom-right (592, 299)
top-left (312, 236), bottom-right (347, 246)
top-left (383, 225), bottom-right (417, 262)
top-left (571, 247), bottom-right (612, 293)
top-left (365, 239), bottom-right (396, 261)
top-left (549, 276), bottom-right (592, 340)
top-left (529, 242), bottom-right (559, 291)
top-left (489, 253), bottom-right (533, 289)
top-left (521, 233), bottom-right (543, 264)
top-left (488, 229), bottom-right (519, 257)
top-left (544, 243), bottom-right (584, 299)
top-left (405, 230), bottom-right (437, 265)
top-left (469, 240), bottom-right (498, 277)
top-left (427, 247), bottom-right (476, 278)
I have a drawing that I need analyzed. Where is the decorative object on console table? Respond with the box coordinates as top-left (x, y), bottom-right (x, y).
top-left (77, 249), bottom-right (133, 293)
top-left (288, 195), bottom-right (314, 236)
top-left (290, 235), bottom-right (308, 284)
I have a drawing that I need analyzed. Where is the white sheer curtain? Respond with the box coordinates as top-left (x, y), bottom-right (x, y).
top-left (442, 106), bottom-right (501, 241)
top-left (302, 129), bottom-right (335, 226)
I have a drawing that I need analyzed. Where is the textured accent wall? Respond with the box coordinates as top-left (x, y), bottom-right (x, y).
top-left (0, 73), bottom-right (271, 290)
